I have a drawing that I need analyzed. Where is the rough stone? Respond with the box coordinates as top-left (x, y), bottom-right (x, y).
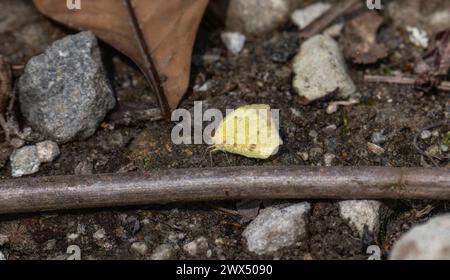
top-left (131, 242), bottom-right (148, 256)
top-left (243, 203), bottom-right (311, 255)
top-left (390, 215), bottom-right (450, 260)
top-left (150, 244), bottom-right (176, 260)
top-left (9, 145), bottom-right (40, 177)
top-left (223, 0), bottom-right (299, 35)
top-left (183, 237), bottom-right (209, 256)
top-left (292, 35), bottom-right (356, 103)
top-left (221, 32), bottom-right (246, 55)
top-left (36, 140), bottom-right (60, 163)
top-left (338, 200), bottom-right (381, 237)
top-left (18, 31), bottom-right (116, 143)
top-left (291, 2), bottom-right (331, 30)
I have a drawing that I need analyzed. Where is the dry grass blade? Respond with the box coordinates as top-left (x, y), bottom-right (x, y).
top-left (0, 55), bottom-right (12, 141)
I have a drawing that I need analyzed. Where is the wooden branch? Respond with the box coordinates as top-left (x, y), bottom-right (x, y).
top-left (299, 0), bottom-right (362, 39)
top-left (364, 75), bottom-right (450, 92)
top-left (0, 166), bottom-right (449, 214)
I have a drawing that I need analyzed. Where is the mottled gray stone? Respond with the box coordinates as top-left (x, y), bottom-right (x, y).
top-left (243, 202), bottom-right (310, 255)
top-left (18, 31), bottom-right (116, 143)
top-left (36, 140), bottom-right (60, 163)
top-left (338, 200), bottom-right (381, 237)
top-left (9, 145), bottom-right (40, 177)
top-left (390, 215), bottom-right (450, 260)
top-left (292, 35), bottom-right (356, 103)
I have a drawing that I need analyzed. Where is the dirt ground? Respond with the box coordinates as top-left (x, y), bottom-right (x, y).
top-left (0, 0), bottom-right (449, 260)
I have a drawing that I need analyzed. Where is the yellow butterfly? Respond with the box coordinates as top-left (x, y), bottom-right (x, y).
top-left (211, 104), bottom-right (283, 159)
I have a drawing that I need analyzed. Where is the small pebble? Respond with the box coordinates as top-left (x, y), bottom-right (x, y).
top-left (66, 233), bottom-right (80, 242)
top-left (93, 228), bottom-right (106, 241)
top-left (291, 2), bottom-right (331, 29)
top-left (221, 32), bottom-right (246, 55)
top-left (0, 251), bottom-right (6, 260)
top-left (44, 239), bottom-right (57, 251)
top-left (371, 131), bottom-right (386, 145)
top-left (36, 140), bottom-right (60, 163)
top-left (324, 153), bottom-right (336, 166)
top-left (420, 130), bottom-right (432, 140)
top-left (131, 242), bottom-right (148, 256)
top-left (10, 145), bottom-right (41, 177)
top-left (183, 237), bottom-right (209, 256)
top-left (150, 244), bottom-right (176, 260)
top-left (309, 130), bottom-right (318, 139)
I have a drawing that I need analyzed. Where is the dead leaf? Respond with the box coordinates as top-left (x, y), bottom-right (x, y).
top-left (342, 11), bottom-right (388, 64)
top-left (33, 0), bottom-right (209, 117)
top-left (415, 27), bottom-right (450, 92)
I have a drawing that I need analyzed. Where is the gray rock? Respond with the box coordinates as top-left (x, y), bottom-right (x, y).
top-left (36, 140), bottom-right (60, 163)
top-left (243, 202), bottom-right (311, 255)
top-left (93, 228), bottom-right (106, 241)
top-left (183, 237), bottom-right (209, 256)
top-left (150, 244), bottom-right (176, 260)
top-left (18, 31), bottom-right (116, 143)
top-left (221, 32), bottom-right (246, 55)
top-left (292, 35), bottom-right (356, 103)
top-left (0, 251), bottom-right (6, 260)
top-left (338, 200), bottom-right (381, 237)
top-left (10, 145), bottom-right (41, 177)
top-left (390, 215), bottom-right (450, 260)
top-left (371, 131), bottom-right (386, 145)
top-left (224, 0), bottom-right (298, 35)
top-left (131, 242), bottom-right (148, 256)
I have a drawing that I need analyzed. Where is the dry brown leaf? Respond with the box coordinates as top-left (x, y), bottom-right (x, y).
top-left (342, 11), bottom-right (388, 64)
top-left (415, 27), bottom-right (450, 92)
top-left (33, 0), bottom-right (209, 117)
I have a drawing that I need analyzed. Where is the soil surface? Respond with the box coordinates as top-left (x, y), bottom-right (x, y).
top-left (0, 0), bottom-right (449, 260)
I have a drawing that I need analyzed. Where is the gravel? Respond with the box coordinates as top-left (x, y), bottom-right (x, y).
top-left (150, 244), bottom-right (176, 260)
top-left (224, 0), bottom-right (296, 35)
top-left (36, 140), bottom-right (60, 163)
top-left (292, 35), bottom-right (356, 103)
top-left (221, 32), bottom-right (246, 55)
top-left (18, 31), bottom-right (116, 143)
top-left (183, 237), bottom-right (209, 257)
top-left (243, 203), bottom-right (311, 255)
top-left (338, 200), bottom-right (381, 237)
top-left (131, 242), bottom-right (148, 256)
top-left (390, 214), bottom-right (450, 260)
top-left (9, 145), bottom-right (41, 177)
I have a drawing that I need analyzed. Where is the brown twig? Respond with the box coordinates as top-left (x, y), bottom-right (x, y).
top-left (0, 166), bottom-right (449, 215)
top-left (364, 75), bottom-right (450, 92)
top-left (123, 0), bottom-right (171, 119)
top-left (299, 0), bottom-right (362, 39)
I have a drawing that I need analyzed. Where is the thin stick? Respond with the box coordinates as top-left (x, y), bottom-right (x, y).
top-left (299, 0), bottom-right (362, 39)
top-left (0, 166), bottom-right (449, 214)
top-left (364, 75), bottom-right (450, 92)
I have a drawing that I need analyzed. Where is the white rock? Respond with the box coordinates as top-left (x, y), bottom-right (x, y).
top-left (221, 32), bottom-right (246, 55)
top-left (224, 0), bottom-right (295, 35)
top-left (150, 244), bottom-right (175, 260)
top-left (339, 200), bottom-right (381, 237)
top-left (93, 228), bottom-right (106, 240)
top-left (0, 251), bottom-right (6, 260)
top-left (406, 26), bottom-right (429, 48)
top-left (390, 215), bottom-right (450, 260)
top-left (66, 233), bottom-right (80, 241)
top-left (291, 2), bottom-right (331, 29)
top-left (292, 35), bottom-right (356, 103)
top-left (36, 140), bottom-right (60, 163)
top-left (323, 22), bottom-right (344, 38)
top-left (10, 145), bottom-right (41, 177)
top-left (183, 237), bottom-right (209, 256)
top-left (131, 242), bottom-right (148, 256)
top-left (243, 203), bottom-right (311, 255)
